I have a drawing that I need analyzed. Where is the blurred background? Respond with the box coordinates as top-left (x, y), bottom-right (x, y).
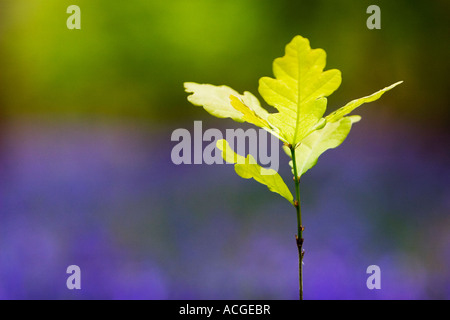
top-left (0, 0), bottom-right (449, 299)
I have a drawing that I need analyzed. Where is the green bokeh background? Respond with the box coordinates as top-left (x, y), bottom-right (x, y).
top-left (1, 0), bottom-right (448, 125)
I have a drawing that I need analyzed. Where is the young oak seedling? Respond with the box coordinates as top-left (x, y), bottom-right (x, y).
top-left (184, 35), bottom-right (402, 300)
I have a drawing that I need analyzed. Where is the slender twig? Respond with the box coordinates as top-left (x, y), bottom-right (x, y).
top-left (290, 145), bottom-right (304, 300)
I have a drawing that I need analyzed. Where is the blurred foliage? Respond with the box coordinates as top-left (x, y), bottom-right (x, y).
top-left (0, 0), bottom-right (448, 127)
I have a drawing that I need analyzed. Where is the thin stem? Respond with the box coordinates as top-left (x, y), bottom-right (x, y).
top-left (290, 145), bottom-right (304, 300)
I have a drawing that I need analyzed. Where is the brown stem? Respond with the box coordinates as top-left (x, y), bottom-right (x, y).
top-left (296, 228), bottom-right (305, 300)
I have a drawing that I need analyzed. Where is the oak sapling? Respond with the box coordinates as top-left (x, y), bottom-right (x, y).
top-left (184, 35), bottom-right (402, 300)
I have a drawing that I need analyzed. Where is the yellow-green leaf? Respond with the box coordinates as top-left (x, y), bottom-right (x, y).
top-left (288, 115), bottom-right (361, 179)
top-left (217, 139), bottom-right (294, 205)
top-left (184, 82), bottom-right (269, 124)
top-left (326, 81), bottom-right (403, 123)
top-left (229, 95), bottom-right (271, 129)
top-left (259, 35), bottom-right (342, 145)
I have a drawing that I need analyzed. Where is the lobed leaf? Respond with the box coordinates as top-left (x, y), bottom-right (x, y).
top-left (184, 82), bottom-right (269, 124)
top-left (259, 35), bottom-right (342, 145)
